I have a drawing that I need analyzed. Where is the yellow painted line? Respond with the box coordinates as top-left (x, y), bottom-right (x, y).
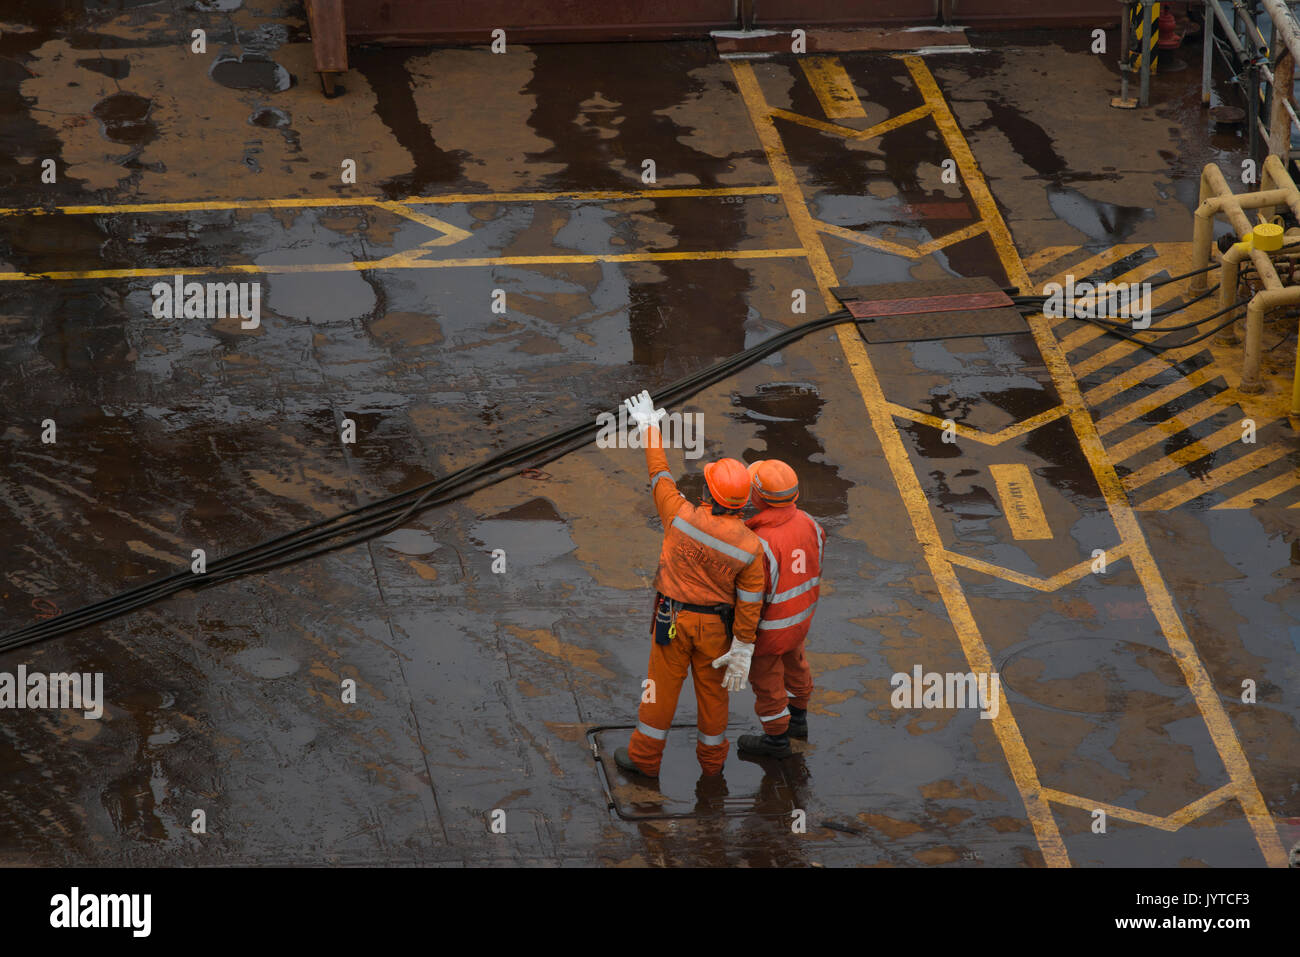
top-left (0, 248), bottom-right (809, 283)
top-left (817, 215), bottom-right (990, 262)
top-left (1083, 348), bottom-right (1202, 407)
top-left (945, 544), bottom-right (1129, 592)
top-left (903, 58), bottom-right (1025, 284)
top-left (800, 56), bottom-right (867, 120)
top-left (906, 54), bottom-right (1286, 866)
top-left (0, 186), bottom-right (784, 218)
top-left (732, 58), bottom-right (1070, 868)
top-left (1092, 366), bottom-right (1222, 436)
top-left (1121, 419), bottom-right (1258, 492)
top-left (1213, 469), bottom-right (1300, 509)
top-left (1106, 393), bottom-right (1236, 464)
top-left (916, 220), bottom-right (988, 256)
top-left (988, 463), bottom-right (1053, 540)
top-left (770, 104), bottom-right (931, 141)
top-left (887, 402), bottom-right (1068, 445)
top-left (1138, 444), bottom-right (1292, 510)
top-left (1043, 783), bottom-right (1237, 832)
top-left (373, 201), bottom-right (472, 247)
top-left (813, 220), bottom-right (919, 259)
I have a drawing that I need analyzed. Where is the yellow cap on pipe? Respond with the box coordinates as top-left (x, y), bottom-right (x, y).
top-left (1235, 222), bottom-right (1285, 254)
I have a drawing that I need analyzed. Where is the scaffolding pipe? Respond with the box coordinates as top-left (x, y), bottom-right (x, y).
top-left (1202, 0), bottom-right (1216, 104)
top-left (1264, 54), bottom-right (1300, 157)
top-left (1262, 0), bottom-right (1300, 68)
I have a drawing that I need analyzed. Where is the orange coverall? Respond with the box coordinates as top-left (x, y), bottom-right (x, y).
top-left (626, 428), bottom-right (765, 775)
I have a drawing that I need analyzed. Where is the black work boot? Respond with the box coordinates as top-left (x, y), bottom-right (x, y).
top-left (738, 732), bottom-right (793, 758)
top-left (787, 705), bottom-right (808, 740)
top-left (614, 747), bottom-right (658, 779)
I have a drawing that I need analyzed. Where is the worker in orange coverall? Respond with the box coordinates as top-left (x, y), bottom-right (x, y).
top-left (736, 459), bottom-right (825, 759)
top-left (614, 390), bottom-right (765, 778)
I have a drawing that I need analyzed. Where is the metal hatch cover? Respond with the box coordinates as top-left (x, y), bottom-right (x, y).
top-left (588, 725), bottom-right (809, 821)
top-left (833, 277), bottom-right (1029, 343)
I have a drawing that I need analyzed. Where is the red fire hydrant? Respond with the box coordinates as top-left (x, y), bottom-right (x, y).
top-left (1156, 4), bottom-right (1182, 49)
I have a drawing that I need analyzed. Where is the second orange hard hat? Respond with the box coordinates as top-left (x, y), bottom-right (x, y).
top-left (747, 459), bottom-right (799, 507)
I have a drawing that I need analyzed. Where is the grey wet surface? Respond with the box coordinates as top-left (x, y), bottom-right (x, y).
top-left (0, 3), bottom-right (1296, 866)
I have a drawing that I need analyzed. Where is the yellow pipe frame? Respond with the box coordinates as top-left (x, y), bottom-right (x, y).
top-left (1192, 157), bottom-right (1300, 405)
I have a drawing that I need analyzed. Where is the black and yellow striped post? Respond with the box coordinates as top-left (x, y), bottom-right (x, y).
top-left (1129, 1), bottom-right (1160, 104)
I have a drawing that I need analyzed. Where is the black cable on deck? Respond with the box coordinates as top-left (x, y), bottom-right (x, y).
top-left (0, 260), bottom-right (1249, 652)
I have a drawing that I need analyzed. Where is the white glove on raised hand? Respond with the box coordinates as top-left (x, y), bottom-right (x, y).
top-left (711, 637), bottom-right (755, 692)
top-left (623, 390), bottom-right (666, 432)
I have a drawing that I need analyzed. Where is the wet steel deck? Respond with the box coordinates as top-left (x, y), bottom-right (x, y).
top-left (0, 3), bottom-right (1297, 866)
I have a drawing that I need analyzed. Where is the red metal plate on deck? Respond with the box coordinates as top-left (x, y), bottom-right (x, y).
top-left (843, 289), bottom-right (1013, 319)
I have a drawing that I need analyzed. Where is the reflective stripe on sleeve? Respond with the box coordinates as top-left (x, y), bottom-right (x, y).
top-left (767, 576), bottom-right (819, 604)
top-left (735, 587), bottom-right (764, 602)
top-left (757, 602), bottom-right (818, 630)
top-left (697, 730), bottom-right (726, 746)
top-left (758, 537), bottom-right (779, 598)
top-left (636, 721), bottom-right (668, 741)
top-left (651, 470), bottom-right (673, 488)
top-left (671, 516), bottom-right (756, 564)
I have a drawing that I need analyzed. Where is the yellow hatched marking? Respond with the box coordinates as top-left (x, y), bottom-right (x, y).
top-left (1043, 784), bottom-right (1237, 831)
top-left (732, 58), bottom-right (1070, 867)
top-left (1121, 419), bottom-right (1254, 492)
top-left (1093, 366), bottom-right (1221, 435)
top-left (1213, 470), bottom-right (1300, 509)
top-left (1105, 393), bottom-right (1233, 463)
top-left (1138, 445), bottom-right (1292, 510)
top-left (1039, 243), bottom-right (1148, 291)
top-left (945, 544), bottom-right (1129, 591)
top-left (1083, 348), bottom-right (1203, 406)
top-left (887, 403), bottom-right (1068, 445)
top-left (799, 56), bottom-right (867, 119)
top-left (988, 464), bottom-right (1053, 539)
top-left (904, 54), bottom-right (1285, 866)
top-left (1022, 245), bottom-right (1078, 276)
top-left (1055, 275), bottom-right (1190, 352)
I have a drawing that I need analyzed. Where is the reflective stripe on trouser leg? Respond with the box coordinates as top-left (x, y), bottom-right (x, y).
top-left (782, 644), bottom-right (814, 710)
top-left (746, 652), bottom-right (791, 735)
top-left (760, 707), bottom-right (790, 725)
top-left (627, 622), bottom-right (690, 774)
top-left (637, 721), bottom-right (667, 740)
top-left (683, 612), bottom-right (733, 774)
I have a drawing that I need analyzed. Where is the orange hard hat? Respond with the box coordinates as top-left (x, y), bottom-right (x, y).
top-left (747, 459), bottom-right (799, 507)
top-left (703, 458), bottom-right (752, 509)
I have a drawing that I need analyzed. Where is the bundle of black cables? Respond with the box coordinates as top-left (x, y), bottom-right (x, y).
top-left (0, 259), bottom-right (1239, 653)
top-left (0, 306), bottom-right (868, 652)
top-left (1010, 261), bottom-right (1241, 352)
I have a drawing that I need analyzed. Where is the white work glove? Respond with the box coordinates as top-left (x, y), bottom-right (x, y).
top-left (623, 390), bottom-right (666, 432)
top-left (711, 637), bottom-right (755, 692)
